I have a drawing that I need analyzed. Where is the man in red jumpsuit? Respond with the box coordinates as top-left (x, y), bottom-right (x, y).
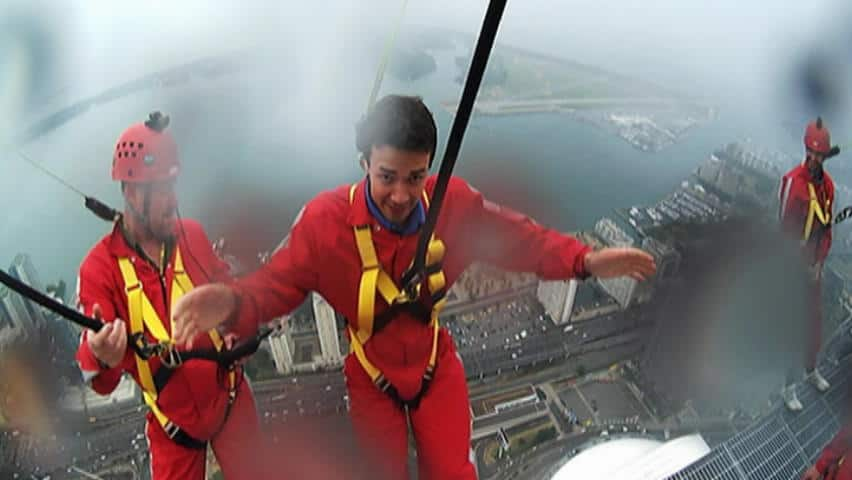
top-left (779, 117), bottom-right (838, 411)
top-left (803, 424), bottom-right (852, 479)
top-left (75, 112), bottom-right (266, 479)
top-left (172, 95), bottom-right (657, 479)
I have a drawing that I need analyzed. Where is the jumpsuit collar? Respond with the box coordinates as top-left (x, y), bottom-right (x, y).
top-left (364, 177), bottom-right (425, 236)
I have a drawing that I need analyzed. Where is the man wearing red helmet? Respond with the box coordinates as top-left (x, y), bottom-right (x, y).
top-left (74, 112), bottom-right (265, 479)
top-left (170, 95), bottom-right (657, 479)
top-left (778, 117), bottom-right (840, 411)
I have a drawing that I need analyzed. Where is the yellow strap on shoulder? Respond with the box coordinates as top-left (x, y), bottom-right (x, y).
top-left (354, 225), bottom-right (380, 343)
top-left (118, 257), bottom-right (162, 398)
top-left (357, 269), bottom-right (379, 344)
top-left (426, 238), bottom-right (446, 294)
top-left (353, 225), bottom-right (380, 269)
top-left (119, 246), bottom-right (235, 431)
top-left (803, 182), bottom-right (832, 243)
top-left (118, 257), bottom-right (175, 429)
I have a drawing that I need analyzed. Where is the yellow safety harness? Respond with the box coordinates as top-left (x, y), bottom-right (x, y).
top-left (348, 184), bottom-right (448, 409)
top-left (118, 247), bottom-right (235, 449)
top-left (803, 182), bottom-right (832, 244)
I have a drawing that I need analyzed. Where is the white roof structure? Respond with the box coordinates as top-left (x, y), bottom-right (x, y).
top-left (551, 434), bottom-right (711, 480)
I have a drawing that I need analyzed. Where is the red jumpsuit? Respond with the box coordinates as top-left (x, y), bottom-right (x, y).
top-left (815, 424), bottom-right (852, 480)
top-left (76, 219), bottom-right (265, 480)
top-left (229, 176), bottom-right (591, 479)
top-left (779, 164), bottom-right (834, 371)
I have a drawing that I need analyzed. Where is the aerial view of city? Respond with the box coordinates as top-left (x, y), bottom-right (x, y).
top-left (2, 2), bottom-right (852, 479)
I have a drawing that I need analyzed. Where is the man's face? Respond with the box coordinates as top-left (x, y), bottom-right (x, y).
top-left (367, 145), bottom-right (430, 224)
top-left (126, 179), bottom-right (179, 241)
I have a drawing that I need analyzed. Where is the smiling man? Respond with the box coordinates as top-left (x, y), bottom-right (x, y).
top-left (172, 95), bottom-right (656, 479)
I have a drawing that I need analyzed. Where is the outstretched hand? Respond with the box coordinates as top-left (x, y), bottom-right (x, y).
top-left (584, 247), bottom-right (657, 281)
top-left (172, 283), bottom-right (237, 349)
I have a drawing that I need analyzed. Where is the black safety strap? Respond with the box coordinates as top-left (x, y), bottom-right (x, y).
top-left (401, 0), bottom-right (508, 297)
top-left (0, 266), bottom-right (272, 366)
top-left (378, 364), bottom-right (437, 411)
top-left (162, 421), bottom-right (208, 450)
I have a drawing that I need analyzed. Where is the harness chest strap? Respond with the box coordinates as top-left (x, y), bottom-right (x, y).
top-left (117, 247), bottom-right (235, 437)
top-left (347, 183), bottom-right (448, 401)
top-left (803, 182), bottom-right (832, 243)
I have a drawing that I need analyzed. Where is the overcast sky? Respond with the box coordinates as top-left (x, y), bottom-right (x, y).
top-left (4, 0), bottom-right (851, 119)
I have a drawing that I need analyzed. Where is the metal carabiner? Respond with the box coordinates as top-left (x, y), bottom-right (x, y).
top-left (159, 344), bottom-right (184, 369)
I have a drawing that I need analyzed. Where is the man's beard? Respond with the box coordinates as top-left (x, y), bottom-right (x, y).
top-left (151, 220), bottom-right (177, 244)
top-left (808, 161), bottom-right (824, 181)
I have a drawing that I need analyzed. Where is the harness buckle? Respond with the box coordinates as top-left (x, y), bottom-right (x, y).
top-left (131, 332), bottom-right (162, 360)
top-left (163, 421), bottom-right (180, 440)
top-left (375, 375), bottom-right (391, 392)
top-left (394, 281), bottom-right (421, 305)
top-left (159, 345), bottom-right (183, 368)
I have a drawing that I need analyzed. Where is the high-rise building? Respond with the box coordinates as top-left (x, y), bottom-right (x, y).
top-left (537, 279), bottom-right (578, 325)
top-left (313, 294), bottom-right (342, 367)
top-left (715, 164), bottom-right (740, 197)
top-left (0, 285), bottom-right (19, 332)
top-left (267, 318), bottom-right (295, 375)
top-left (696, 154), bottom-right (722, 185)
top-left (0, 254), bottom-right (48, 342)
top-left (267, 292), bottom-right (345, 374)
top-left (0, 284), bottom-right (28, 348)
top-left (0, 255), bottom-right (80, 381)
top-left (595, 218), bottom-right (635, 247)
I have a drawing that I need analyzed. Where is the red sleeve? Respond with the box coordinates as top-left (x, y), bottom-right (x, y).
top-left (779, 174), bottom-right (806, 237)
top-left (228, 203), bottom-right (320, 338)
top-left (74, 254), bottom-right (125, 395)
top-left (778, 175), bottom-right (789, 221)
top-left (447, 177), bottom-right (592, 280)
top-left (816, 423), bottom-right (852, 473)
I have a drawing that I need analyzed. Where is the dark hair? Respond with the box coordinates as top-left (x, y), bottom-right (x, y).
top-left (355, 95), bottom-right (438, 167)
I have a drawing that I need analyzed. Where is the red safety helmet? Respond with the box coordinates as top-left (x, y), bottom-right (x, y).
top-left (111, 111), bottom-right (179, 182)
top-left (804, 117), bottom-right (831, 155)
